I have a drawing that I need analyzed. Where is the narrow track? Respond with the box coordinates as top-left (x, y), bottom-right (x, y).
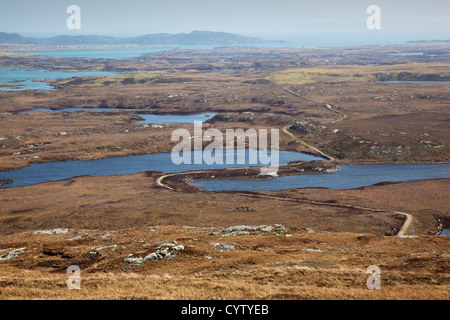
top-left (155, 172), bottom-right (413, 237)
top-left (282, 125), bottom-right (335, 161)
top-left (282, 86), bottom-right (349, 123)
top-left (232, 192), bottom-right (413, 237)
top-left (395, 211), bottom-right (413, 237)
top-left (155, 86), bottom-right (413, 236)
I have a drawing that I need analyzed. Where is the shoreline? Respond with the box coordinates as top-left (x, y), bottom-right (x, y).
top-left (1, 144), bottom-right (449, 172)
top-left (0, 179), bottom-right (13, 186)
top-left (157, 161), bottom-right (337, 192)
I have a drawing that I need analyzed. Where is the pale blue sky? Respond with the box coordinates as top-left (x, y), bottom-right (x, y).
top-left (0, 0), bottom-right (449, 44)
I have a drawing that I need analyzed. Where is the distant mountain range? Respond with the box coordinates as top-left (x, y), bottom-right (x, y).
top-left (0, 31), bottom-right (278, 45)
top-left (406, 39), bottom-right (450, 44)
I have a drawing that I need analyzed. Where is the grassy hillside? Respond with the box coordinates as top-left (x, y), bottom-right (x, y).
top-left (268, 63), bottom-right (450, 84)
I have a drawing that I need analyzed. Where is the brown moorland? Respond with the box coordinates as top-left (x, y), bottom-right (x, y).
top-left (0, 44), bottom-right (449, 300)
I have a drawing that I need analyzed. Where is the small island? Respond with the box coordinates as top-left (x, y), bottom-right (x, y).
top-left (0, 179), bottom-right (13, 186)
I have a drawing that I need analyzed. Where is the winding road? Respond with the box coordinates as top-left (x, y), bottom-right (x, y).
top-left (155, 170), bottom-right (413, 237)
top-left (233, 193), bottom-right (413, 237)
top-left (280, 86), bottom-right (412, 235)
top-left (154, 86), bottom-right (413, 237)
top-left (282, 86), bottom-right (349, 123)
top-left (395, 211), bottom-right (414, 237)
top-left (282, 125), bottom-right (335, 161)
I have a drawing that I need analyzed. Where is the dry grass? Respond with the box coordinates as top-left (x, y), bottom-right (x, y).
top-left (268, 63), bottom-right (450, 84)
top-left (1, 273), bottom-right (448, 300)
top-left (0, 225), bottom-right (448, 300)
top-left (51, 72), bottom-right (165, 88)
top-left (1, 45), bottom-right (449, 300)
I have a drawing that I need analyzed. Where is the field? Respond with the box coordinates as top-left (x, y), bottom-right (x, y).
top-left (268, 63), bottom-right (450, 84)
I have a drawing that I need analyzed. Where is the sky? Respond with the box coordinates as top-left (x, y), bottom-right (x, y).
top-left (0, 0), bottom-right (449, 45)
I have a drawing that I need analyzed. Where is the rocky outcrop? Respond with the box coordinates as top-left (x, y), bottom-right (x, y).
top-left (212, 243), bottom-right (235, 251)
top-left (230, 206), bottom-right (254, 212)
top-left (0, 179), bottom-right (13, 186)
top-left (33, 228), bottom-right (69, 235)
top-left (211, 114), bottom-right (233, 122)
top-left (210, 224), bottom-right (286, 237)
top-left (0, 248), bottom-right (26, 260)
top-left (290, 122), bottom-right (311, 134)
top-left (124, 242), bottom-right (185, 266)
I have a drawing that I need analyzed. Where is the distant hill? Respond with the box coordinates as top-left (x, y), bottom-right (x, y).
top-left (0, 31), bottom-right (277, 45)
top-left (406, 39), bottom-right (450, 44)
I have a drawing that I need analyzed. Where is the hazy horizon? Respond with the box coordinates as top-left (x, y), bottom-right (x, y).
top-left (1, 0), bottom-right (449, 46)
